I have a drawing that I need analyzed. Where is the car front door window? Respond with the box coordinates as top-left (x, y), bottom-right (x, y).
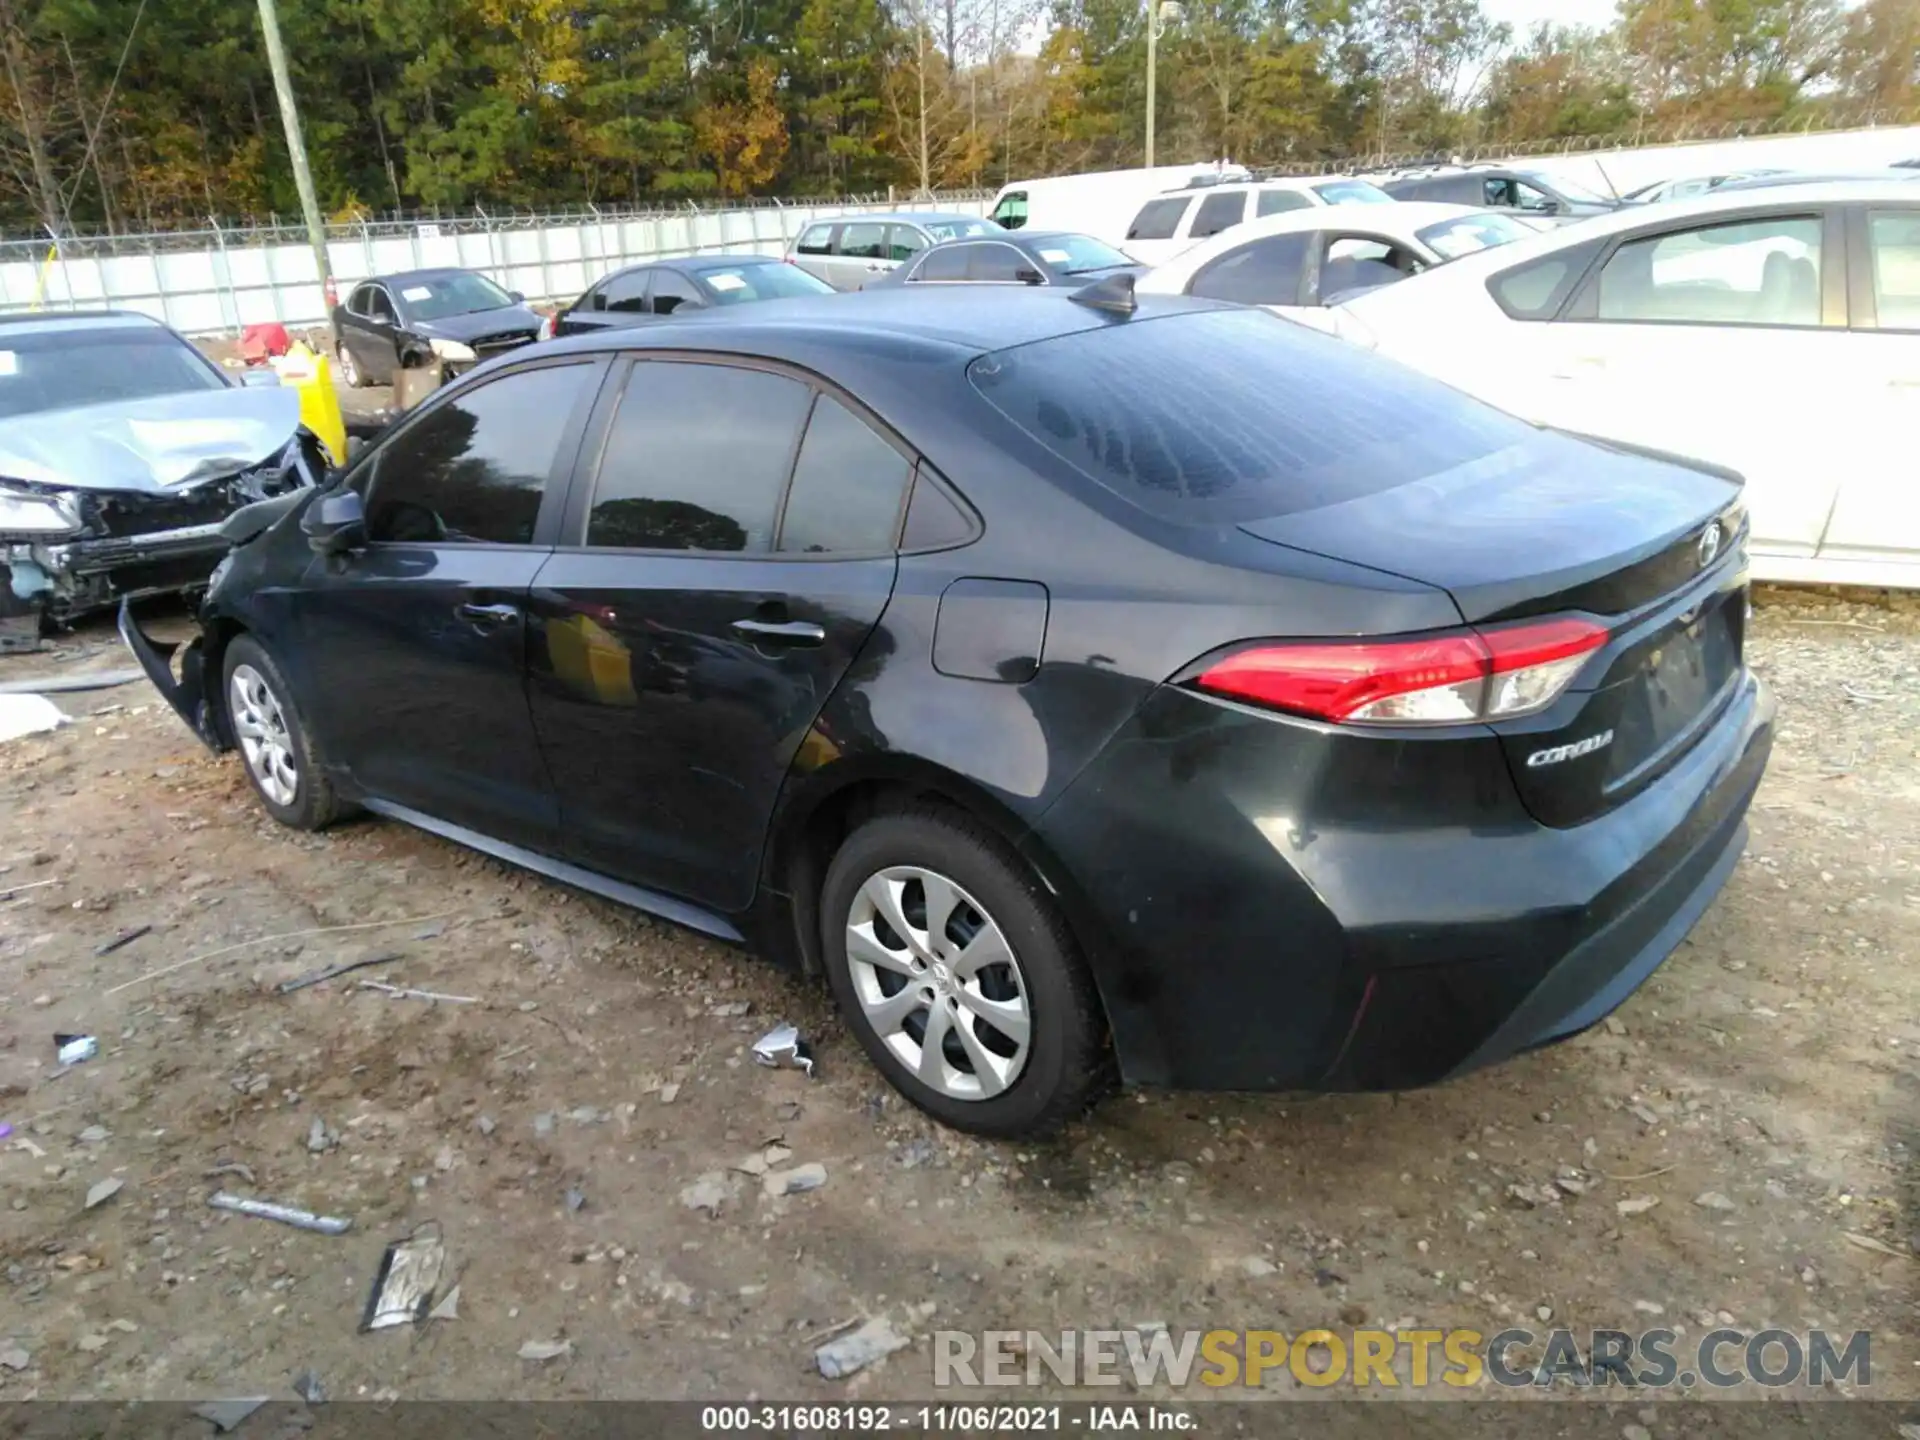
top-left (1594, 215), bottom-right (1822, 327)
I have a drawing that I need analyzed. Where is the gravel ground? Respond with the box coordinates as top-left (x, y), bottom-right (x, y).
top-left (0, 585), bottom-right (1914, 1407)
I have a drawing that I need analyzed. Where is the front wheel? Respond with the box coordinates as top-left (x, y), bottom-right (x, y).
top-left (820, 807), bottom-right (1109, 1137)
top-left (222, 635), bottom-right (344, 831)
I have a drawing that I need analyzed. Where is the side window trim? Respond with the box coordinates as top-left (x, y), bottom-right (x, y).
top-left (557, 350), bottom-right (940, 559)
top-left (1486, 236), bottom-right (1607, 322)
top-left (1560, 207), bottom-right (1837, 330)
top-left (360, 353), bottom-right (611, 550)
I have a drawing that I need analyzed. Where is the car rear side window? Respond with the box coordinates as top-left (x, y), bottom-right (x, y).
top-left (968, 307), bottom-right (1531, 525)
top-left (838, 223), bottom-right (887, 259)
top-left (777, 396), bottom-right (912, 554)
top-left (584, 362), bottom-right (811, 552)
top-left (1593, 215), bottom-right (1821, 327)
top-left (1127, 198), bottom-right (1190, 241)
top-left (1488, 253), bottom-right (1585, 320)
top-left (600, 269), bottom-right (649, 312)
top-left (1189, 191), bottom-right (1245, 239)
top-left (1187, 232), bottom-right (1310, 306)
top-left (365, 363), bottom-right (594, 545)
top-left (969, 244), bottom-right (1026, 282)
top-left (915, 245), bottom-right (972, 282)
top-left (1256, 189), bottom-right (1312, 217)
top-left (1869, 210), bottom-right (1920, 329)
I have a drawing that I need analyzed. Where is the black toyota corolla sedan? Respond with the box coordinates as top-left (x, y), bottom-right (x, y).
top-left (122, 283), bottom-right (1772, 1138)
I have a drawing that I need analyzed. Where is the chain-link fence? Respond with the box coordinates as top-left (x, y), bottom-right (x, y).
top-left (0, 190), bottom-right (995, 334)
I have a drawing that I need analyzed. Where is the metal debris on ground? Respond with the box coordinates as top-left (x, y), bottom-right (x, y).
top-left (763, 1162), bottom-right (827, 1198)
top-left (815, 1316), bottom-right (910, 1380)
top-left (275, 953), bottom-right (403, 995)
top-left (208, 1192), bottom-right (352, 1235)
top-left (1843, 1232), bottom-right (1915, 1261)
top-left (358, 980), bottom-right (478, 1004)
top-left (564, 1187), bottom-right (587, 1213)
top-left (205, 1161), bottom-right (256, 1184)
top-left (360, 1227), bottom-right (447, 1332)
top-left (518, 1338), bottom-right (572, 1362)
top-left (306, 1117), bottom-right (335, 1154)
top-left (290, 1369), bottom-right (326, 1405)
top-left (94, 924), bottom-right (152, 956)
top-left (55, 1034), bottom-right (99, 1066)
top-left (84, 1177), bottom-right (123, 1209)
top-left (428, 1285), bottom-right (461, 1321)
top-left (750, 1023), bottom-right (817, 1079)
top-left (191, 1398), bottom-right (270, 1433)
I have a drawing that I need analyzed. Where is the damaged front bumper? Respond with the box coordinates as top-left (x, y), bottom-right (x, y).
top-left (118, 599), bottom-right (223, 751)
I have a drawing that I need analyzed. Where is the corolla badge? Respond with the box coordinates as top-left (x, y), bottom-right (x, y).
top-left (1527, 730), bottom-right (1614, 768)
top-left (1697, 520), bottom-right (1723, 569)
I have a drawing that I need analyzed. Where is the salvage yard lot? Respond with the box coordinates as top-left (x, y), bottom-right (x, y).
top-left (0, 587), bottom-right (1915, 1401)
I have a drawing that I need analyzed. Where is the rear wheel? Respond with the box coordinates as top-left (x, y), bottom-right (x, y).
top-left (222, 635), bottom-right (343, 831)
top-left (820, 807), bottom-right (1107, 1137)
top-left (335, 341), bottom-right (365, 388)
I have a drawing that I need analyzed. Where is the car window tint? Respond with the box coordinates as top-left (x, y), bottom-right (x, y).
top-left (778, 396), bottom-right (912, 553)
top-left (969, 306), bottom-right (1532, 526)
top-left (901, 469), bottom-right (975, 549)
top-left (1596, 215), bottom-right (1821, 326)
top-left (365, 364), bottom-right (591, 545)
top-left (585, 363), bottom-right (811, 552)
top-left (1189, 191), bottom-right (1246, 239)
top-left (969, 244), bottom-right (1025, 282)
top-left (915, 245), bottom-right (972, 281)
top-left (888, 225), bottom-right (929, 261)
top-left (1488, 255), bottom-right (1577, 319)
top-left (367, 289), bottom-right (396, 322)
top-left (1187, 232), bottom-right (1311, 305)
top-left (798, 225), bottom-right (835, 256)
top-left (992, 191), bottom-right (1029, 229)
top-left (839, 223), bottom-right (887, 259)
top-left (1127, 198), bottom-right (1190, 241)
top-left (601, 269), bottom-right (650, 312)
top-left (649, 270), bottom-right (705, 315)
top-left (1320, 239), bottom-right (1416, 303)
top-left (1256, 189), bottom-right (1312, 217)
top-left (347, 285), bottom-right (373, 314)
top-left (1868, 211), bottom-right (1920, 329)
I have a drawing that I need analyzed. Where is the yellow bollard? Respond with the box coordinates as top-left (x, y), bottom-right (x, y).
top-left (268, 342), bottom-right (349, 468)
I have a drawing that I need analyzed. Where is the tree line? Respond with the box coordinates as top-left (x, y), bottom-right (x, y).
top-left (2, 0), bottom-right (1916, 236)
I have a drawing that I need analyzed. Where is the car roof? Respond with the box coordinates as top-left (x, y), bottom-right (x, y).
top-left (817, 211), bottom-right (986, 226)
top-left (1714, 168), bottom-right (1920, 191)
top-left (0, 309), bottom-right (169, 334)
top-left (1343, 179), bottom-right (1920, 299)
top-left (364, 267), bottom-right (485, 286)
top-left (670, 253), bottom-right (787, 271)
top-left (529, 285), bottom-right (1230, 369)
top-left (1133, 201), bottom-right (1497, 294)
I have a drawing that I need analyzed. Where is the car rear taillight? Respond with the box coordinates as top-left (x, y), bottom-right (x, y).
top-left (1192, 617), bottom-right (1607, 726)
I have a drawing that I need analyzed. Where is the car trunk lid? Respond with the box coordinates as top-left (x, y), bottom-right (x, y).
top-left (1238, 432), bottom-right (1749, 825)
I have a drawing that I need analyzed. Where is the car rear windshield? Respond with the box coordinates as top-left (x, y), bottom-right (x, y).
top-left (0, 324), bottom-right (226, 420)
top-left (1310, 180), bottom-right (1394, 205)
top-left (395, 272), bottom-right (515, 320)
top-left (925, 218), bottom-right (998, 241)
top-left (967, 307), bottom-right (1532, 525)
top-left (1029, 234), bottom-right (1133, 273)
top-left (699, 262), bottom-right (834, 303)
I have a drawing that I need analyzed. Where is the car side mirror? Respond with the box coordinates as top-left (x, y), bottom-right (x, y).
top-left (510, 290), bottom-right (526, 303)
top-left (1016, 267), bottom-right (1045, 286)
top-left (302, 488), bottom-right (367, 556)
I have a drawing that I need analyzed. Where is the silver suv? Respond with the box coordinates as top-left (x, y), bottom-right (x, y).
top-left (785, 212), bottom-right (1001, 290)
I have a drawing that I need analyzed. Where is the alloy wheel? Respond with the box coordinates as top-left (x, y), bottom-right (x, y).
top-left (845, 865), bottom-right (1031, 1100)
top-left (229, 663), bottom-right (299, 807)
top-left (336, 343), bottom-right (359, 387)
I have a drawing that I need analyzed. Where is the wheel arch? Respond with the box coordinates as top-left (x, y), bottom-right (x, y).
top-left (761, 755), bottom-right (1121, 1039)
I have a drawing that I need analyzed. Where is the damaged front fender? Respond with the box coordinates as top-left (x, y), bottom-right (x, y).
top-left (118, 600), bottom-right (225, 753)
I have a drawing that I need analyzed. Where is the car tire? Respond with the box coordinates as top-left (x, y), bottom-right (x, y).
top-left (820, 806), bottom-right (1109, 1138)
top-left (221, 634), bottom-right (344, 831)
top-left (335, 341), bottom-right (365, 389)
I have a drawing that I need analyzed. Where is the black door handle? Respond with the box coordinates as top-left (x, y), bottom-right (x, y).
top-left (731, 618), bottom-right (826, 646)
top-left (457, 601), bottom-right (520, 629)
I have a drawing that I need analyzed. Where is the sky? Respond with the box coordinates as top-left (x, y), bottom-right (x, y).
top-left (1479, 0), bottom-right (1621, 35)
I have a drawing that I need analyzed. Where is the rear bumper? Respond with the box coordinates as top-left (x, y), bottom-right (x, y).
top-left (1028, 670), bottom-right (1773, 1092)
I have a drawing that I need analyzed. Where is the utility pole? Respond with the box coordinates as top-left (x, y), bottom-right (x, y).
top-left (1144, 4), bottom-right (1157, 169)
top-left (255, 0), bottom-right (332, 309)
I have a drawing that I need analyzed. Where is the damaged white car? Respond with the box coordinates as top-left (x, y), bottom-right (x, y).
top-left (0, 311), bottom-right (328, 651)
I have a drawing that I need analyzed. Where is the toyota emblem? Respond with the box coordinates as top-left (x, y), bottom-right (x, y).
top-left (1697, 520), bottom-right (1723, 570)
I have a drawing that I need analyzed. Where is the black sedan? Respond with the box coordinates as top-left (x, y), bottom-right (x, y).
top-left (123, 284), bottom-right (1772, 1137)
top-left (332, 268), bottom-right (543, 387)
top-left (548, 254), bottom-right (835, 338)
top-left (871, 230), bottom-right (1142, 288)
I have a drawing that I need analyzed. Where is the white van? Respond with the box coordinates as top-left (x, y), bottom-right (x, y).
top-left (1118, 176), bottom-right (1397, 266)
top-left (989, 163), bottom-right (1249, 247)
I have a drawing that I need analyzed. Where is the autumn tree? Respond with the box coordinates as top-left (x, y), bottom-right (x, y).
top-left (696, 55), bottom-right (790, 195)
